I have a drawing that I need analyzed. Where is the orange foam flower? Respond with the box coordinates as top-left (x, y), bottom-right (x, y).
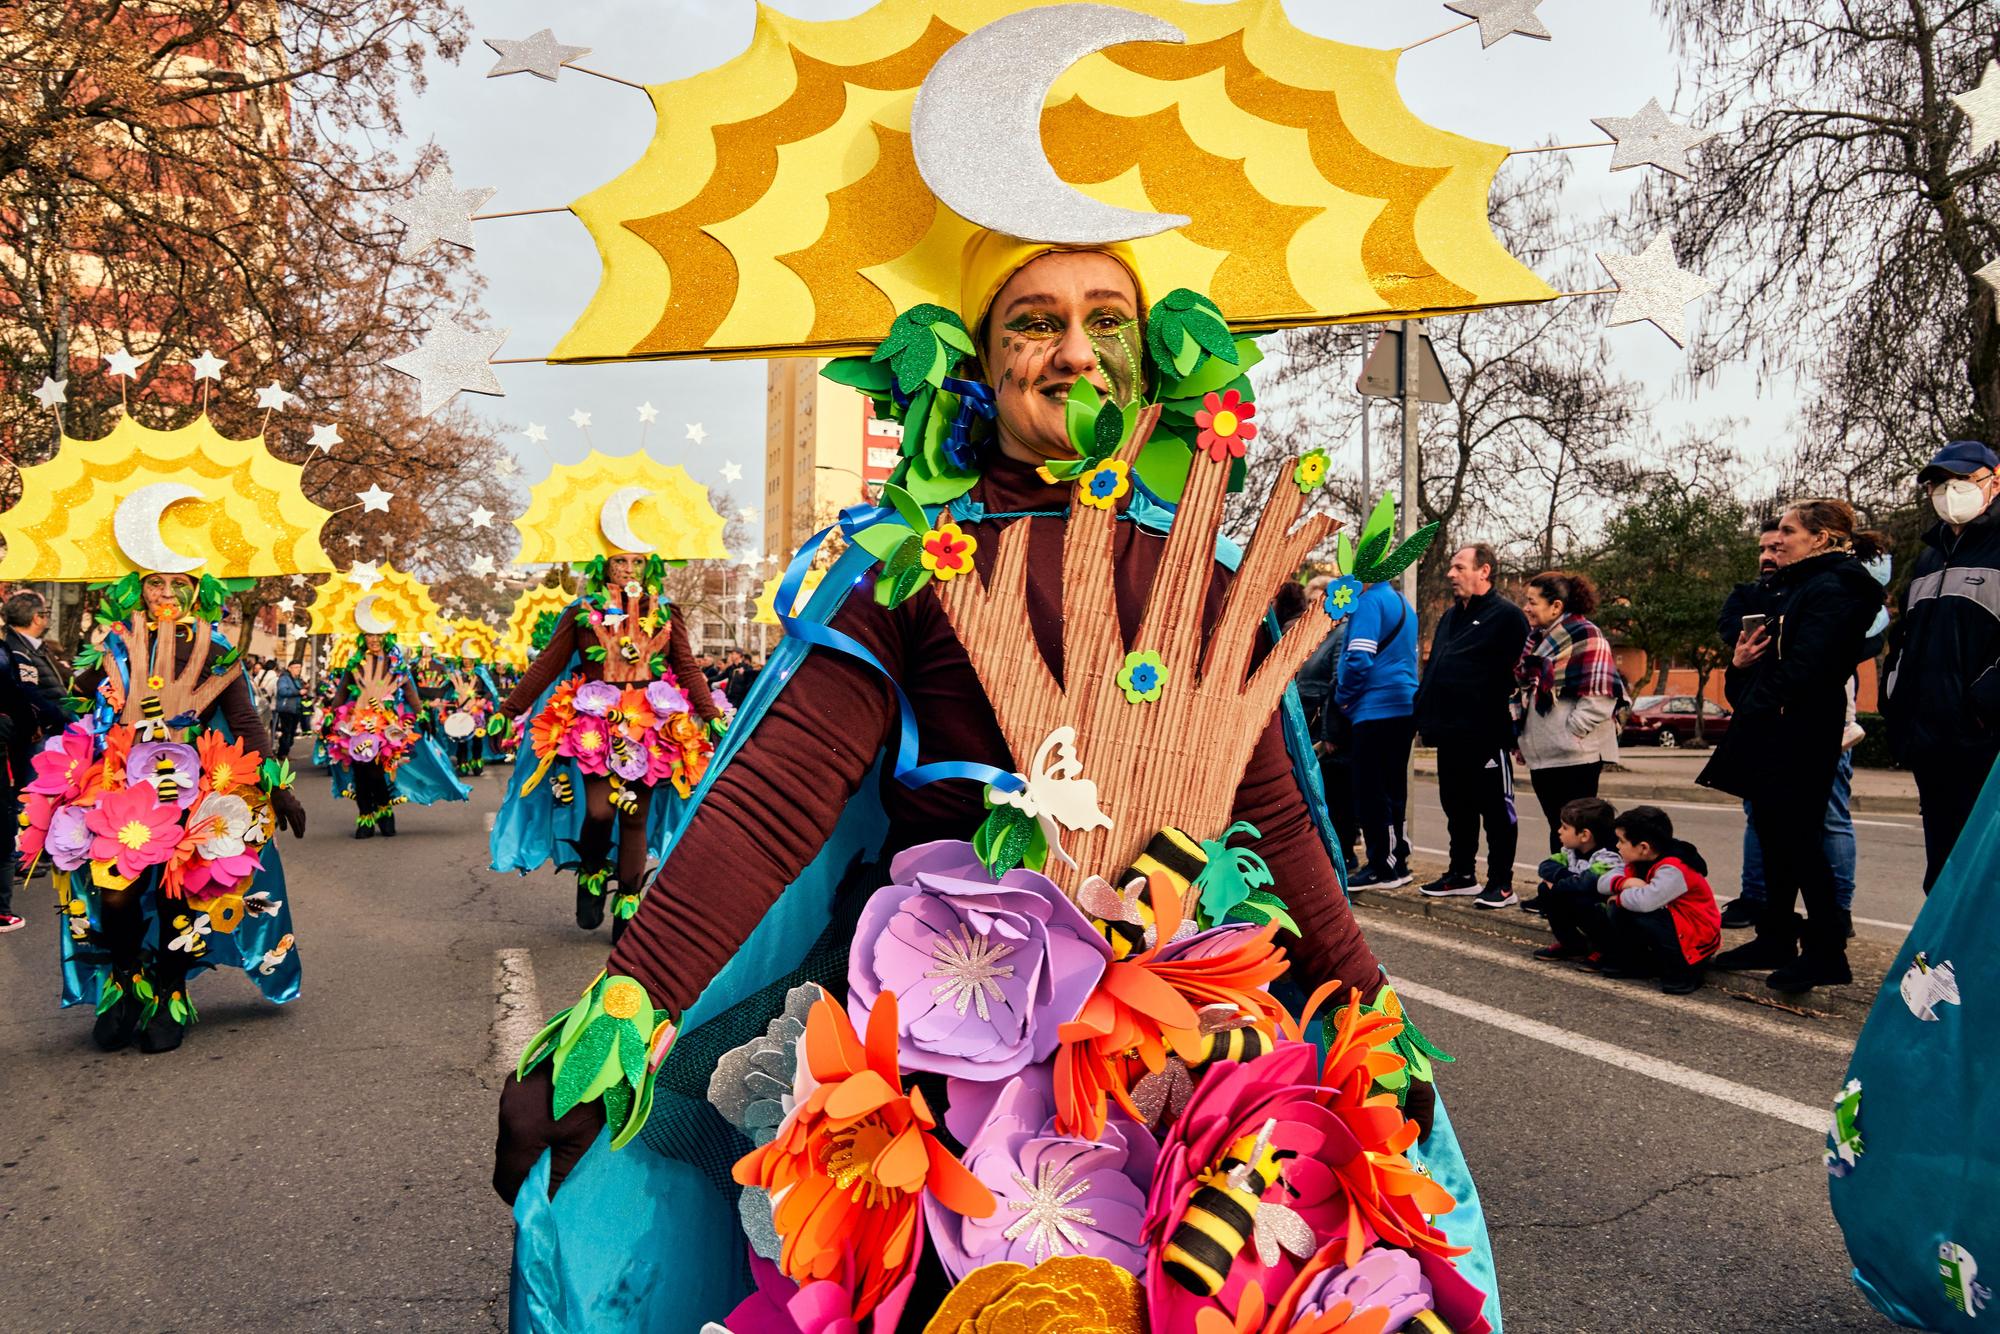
top-left (196, 731), bottom-right (262, 796)
top-left (1055, 877), bottom-right (1291, 1139)
top-left (100, 726), bottom-right (135, 790)
top-left (733, 988), bottom-right (994, 1321)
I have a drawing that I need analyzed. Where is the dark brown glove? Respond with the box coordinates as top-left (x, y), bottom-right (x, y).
top-left (271, 788), bottom-right (307, 839)
top-left (494, 1062), bottom-right (606, 1205)
top-left (1404, 1074), bottom-right (1436, 1143)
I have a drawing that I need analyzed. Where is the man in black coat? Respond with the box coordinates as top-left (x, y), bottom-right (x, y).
top-left (1885, 440), bottom-right (2000, 890)
top-left (0, 590), bottom-right (74, 931)
top-left (1413, 543), bottom-right (1531, 909)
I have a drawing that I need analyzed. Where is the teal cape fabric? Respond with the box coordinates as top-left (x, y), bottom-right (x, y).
top-left (58, 627), bottom-right (301, 1009)
top-left (486, 598), bottom-right (693, 876)
top-left (506, 542), bottom-right (1504, 1334)
top-left (1832, 763), bottom-right (2000, 1328)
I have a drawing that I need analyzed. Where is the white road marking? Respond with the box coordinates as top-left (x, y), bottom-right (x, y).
top-left (1392, 977), bottom-right (1831, 1134)
top-left (484, 811), bottom-right (496, 831)
top-left (1361, 913), bottom-right (1856, 1055)
top-left (1404, 845), bottom-right (1914, 934)
top-left (491, 948), bottom-right (542, 1081)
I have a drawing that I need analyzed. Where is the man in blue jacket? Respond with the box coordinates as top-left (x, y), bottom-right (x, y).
top-left (1885, 440), bottom-right (2000, 890)
top-left (1337, 577), bottom-right (1421, 887)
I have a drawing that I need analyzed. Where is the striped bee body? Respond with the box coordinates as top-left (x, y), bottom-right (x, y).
top-left (549, 773), bottom-right (575, 805)
top-left (1162, 1120), bottom-right (1296, 1295)
top-left (1081, 828), bottom-right (1207, 959)
top-left (1190, 1022), bottom-right (1272, 1073)
top-left (153, 753), bottom-right (183, 805)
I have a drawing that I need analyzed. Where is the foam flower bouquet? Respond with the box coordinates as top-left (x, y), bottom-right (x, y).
top-left (524, 674), bottom-right (712, 803)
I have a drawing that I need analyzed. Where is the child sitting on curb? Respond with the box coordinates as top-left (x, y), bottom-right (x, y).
top-left (1540, 804), bottom-right (1721, 995)
top-left (1532, 796), bottom-right (1623, 957)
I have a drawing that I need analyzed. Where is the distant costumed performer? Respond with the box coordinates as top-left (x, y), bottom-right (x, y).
top-left (490, 451), bottom-right (728, 937)
top-left (375, 2), bottom-right (1719, 1329)
top-left (0, 398), bottom-right (319, 1057)
top-left (309, 564), bottom-right (471, 837)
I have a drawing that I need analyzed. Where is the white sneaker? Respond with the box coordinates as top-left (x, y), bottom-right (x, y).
top-left (0, 913), bottom-right (25, 933)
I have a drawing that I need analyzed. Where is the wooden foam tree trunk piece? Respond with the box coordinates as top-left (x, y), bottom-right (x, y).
top-left (115, 613), bottom-right (235, 727)
top-left (939, 434), bottom-right (1336, 894)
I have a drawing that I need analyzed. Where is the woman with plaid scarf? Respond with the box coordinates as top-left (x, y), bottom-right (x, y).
top-left (1515, 571), bottom-right (1627, 855)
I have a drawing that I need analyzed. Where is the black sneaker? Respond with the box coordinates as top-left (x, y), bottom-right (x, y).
top-left (380, 813), bottom-right (398, 838)
top-left (1348, 866), bottom-right (1413, 890)
top-left (1718, 898), bottom-right (1762, 930)
top-left (1660, 968), bottom-right (1704, 995)
top-left (1711, 937), bottom-right (1797, 971)
top-left (1518, 893), bottom-right (1547, 916)
top-left (1419, 873), bottom-right (1480, 898)
top-left (1533, 942), bottom-right (1593, 962)
top-left (1766, 957), bottom-right (1852, 993)
top-left (1474, 884), bottom-right (1518, 910)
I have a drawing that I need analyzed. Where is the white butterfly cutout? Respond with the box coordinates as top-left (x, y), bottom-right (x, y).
top-left (990, 725), bottom-right (1113, 868)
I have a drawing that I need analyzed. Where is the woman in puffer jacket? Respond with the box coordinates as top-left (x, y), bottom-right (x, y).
top-left (1514, 570), bottom-right (1625, 854)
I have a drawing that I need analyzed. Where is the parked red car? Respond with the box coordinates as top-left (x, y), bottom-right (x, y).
top-left (1620, 694), bottom-right (1732, 748)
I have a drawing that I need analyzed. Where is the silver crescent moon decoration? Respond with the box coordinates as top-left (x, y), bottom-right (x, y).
top-left (911, 5), bottom-right (1190, 244)
top-left (112, 482), bottom-right (208, 574)
top-left (353, 593), bottom-right (394, 635)
top-left (598, 486), bottom-right (656, 555)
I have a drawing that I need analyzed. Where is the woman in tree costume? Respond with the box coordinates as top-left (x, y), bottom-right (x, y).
top-left (325, 630), bottom-right (470, 837)
top-left (36, 571), bottom-right (309, 1054)
top-left (491, 553), bottom-right (722, 937)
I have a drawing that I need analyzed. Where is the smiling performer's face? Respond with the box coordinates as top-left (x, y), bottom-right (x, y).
top-left (979, 250), bottom-right (1141, 466)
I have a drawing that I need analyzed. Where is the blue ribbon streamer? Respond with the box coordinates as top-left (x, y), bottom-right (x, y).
top-left (775, 517), bottom-right (1023, 796)
top-left (940, 376), bottom-right (996, 470)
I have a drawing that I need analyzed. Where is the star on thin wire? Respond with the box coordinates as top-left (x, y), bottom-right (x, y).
top-left (1955, 59), bottom-right (2000, 154)
top-left (568, 409), bottom-right (593, 429)
top-left (1590, 99), bottom-right (1716, 179)
top-left (720, 461), bottom-right (744, 484)
top-left (348, 560), bottom-right (382, 588)
top-left (386, 321), bottom-right (509, 416)
top-left (288, 573), bottom-right (309, 587)
top-left (31, 376), bottom-right (67, 409)
top-left (469, 554), bottom-right (497, 577)
top-left (685, 422), bottom-right (707, 445)
top-left (189, 350), bottom-right (226, 382)
top-left (469, 505), bottom-right (495, 529)
top-left (1597, 230), bottom-right (1713, 348)
top-left (1443, 0), bottom-right (1551, 47)
top-left (256, 382), bottom-right (297, 412)
top-left (277, 597), bottom-right (296, 614)
top-left (391, 166), bottom-right (497, 257)
top-left (342, 533), bottom-right (363, 549)
top-left (738, 507), bottom-right (759, 522)
top-left (496, 456), bottom-right (521, 478)
top-left (483, 29), bottom-right (591, 81)
top-left (357, 484), bottom-right (394, 513)
top-left (308, 423), bottom-right (342, 453)
top-left (636, 401), bottom-right (659, 424)
top-left (522, 423), bottom-right (548, 444)
top-left (103, 348), bottom-right (145, 379)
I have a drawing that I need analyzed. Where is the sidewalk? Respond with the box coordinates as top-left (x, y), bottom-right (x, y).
top-left (1414, 746), bottom-right (1919, 814)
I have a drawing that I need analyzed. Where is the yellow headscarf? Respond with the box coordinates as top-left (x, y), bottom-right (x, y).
top-left (957, 230), bottom-right (1148, 343)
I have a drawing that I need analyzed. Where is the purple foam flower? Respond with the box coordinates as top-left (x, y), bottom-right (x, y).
top-left (645, 678), bottom-right (690, 716)
top-left (847, 839), bottom-right (1109, 1082)
top-left (1295, 1249), bottom-right (1434, 1328)
top-left (926, 1072), bottom-right (1155, 1280)
top-left (127, 741), bottom-right (200, 808)
top-left (45, 804), bottom-right (93, 872)
top-left (345, 733), bottom-right (381, 764)
top-left (573, 680), bottom-right (622, 718)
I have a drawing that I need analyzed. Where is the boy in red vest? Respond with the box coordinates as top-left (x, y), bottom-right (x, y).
top-left (1594, 805), bottom-right (1722, 994)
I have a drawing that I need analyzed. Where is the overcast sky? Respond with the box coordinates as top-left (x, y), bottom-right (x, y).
top-left (403, 0), bottom-right (1791, 555)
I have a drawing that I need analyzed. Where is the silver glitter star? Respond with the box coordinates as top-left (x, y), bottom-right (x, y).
top-left (189, 350), bottom-right (226, 382)
top-left (348, 560), bottom-right (381, 587)
top-left (1591, 99), bottom-right (1716, 180)
top-left (484, 29), bottom-right (590, 82)
top-left (470, 554), bottom-right (497, 577)
top-left (1002, 1159), bottom-right (1097, 1262)
top-left (391, 167), bottom-right (496, 257)
top-left (1597, 231), bottom-right (1713, 348)
top-left (924, 924), bottom-right (1015, 1021)
top-left (1977, 257), bottom-right (2000, 322)
top-left (1955, 59), bottom-right (2000, 155)
top-left (387, 321), bottom-right (509, 416)
top-left (1443, 0), bottom-right (1551, 48)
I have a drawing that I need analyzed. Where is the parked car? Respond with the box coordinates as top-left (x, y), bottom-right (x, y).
top-left (1620, 694), bottom-right (1732, 748)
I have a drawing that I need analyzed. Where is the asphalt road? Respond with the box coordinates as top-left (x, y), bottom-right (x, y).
top-left (0, 766), bottom-right (1900, 1332)
top-left (1408, 779), bottom-right (1931, 942)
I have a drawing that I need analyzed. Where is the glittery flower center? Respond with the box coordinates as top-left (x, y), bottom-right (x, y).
top-left (1001, 1159), bottom-right (1096, 1261)
top-left (925, 924), bottom-right (1016, 1022)
top-left (821, 1115), bottom-right (897, 1204)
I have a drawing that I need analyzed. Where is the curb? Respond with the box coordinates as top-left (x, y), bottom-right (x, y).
top-left (1350, 875), bottom-right (1891, 1028)
top-left (1410, 760), bottom-right (1921, 815)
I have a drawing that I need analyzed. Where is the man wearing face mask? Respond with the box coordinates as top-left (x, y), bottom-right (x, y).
top-left (1885, 440), bottom-right (2000, 890)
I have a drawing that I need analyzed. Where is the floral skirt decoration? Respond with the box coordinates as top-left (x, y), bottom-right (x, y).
top-left (323, 701), bottom-right (417, 774)
top-left (526, 673), bottom-right (713, 801)
top-left (683, 836), bottom-right (1493, 1334)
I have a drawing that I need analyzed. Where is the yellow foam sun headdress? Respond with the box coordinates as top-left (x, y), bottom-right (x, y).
top-left (753, 568), bottom-right (826, 625)
top-left (0, 414), bottom-right (336, 580)
top-left (442, 617), bottom-right (502, 662)
top-left (306, 564), bottom-right (441, 638)
top-left (512, 450), bottom-right (729, 562)
top-left (553, 0), bottom-right (1554, 363)
top-left (505, 584), bottom-right (580, 662)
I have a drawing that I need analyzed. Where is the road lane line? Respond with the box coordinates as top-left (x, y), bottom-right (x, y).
top-left (1404, 845), bottom-right (1915, 934)
top-left (492, 948), bottom-right (541, 1080)
top-left (1360, 913), bottom-right (1856, 1055)
top-left (1391, 977), bottom-right (1830, 1133)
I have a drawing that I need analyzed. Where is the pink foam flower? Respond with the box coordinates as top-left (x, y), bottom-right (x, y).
top-left (84, 784), bottom-right (183, 880)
